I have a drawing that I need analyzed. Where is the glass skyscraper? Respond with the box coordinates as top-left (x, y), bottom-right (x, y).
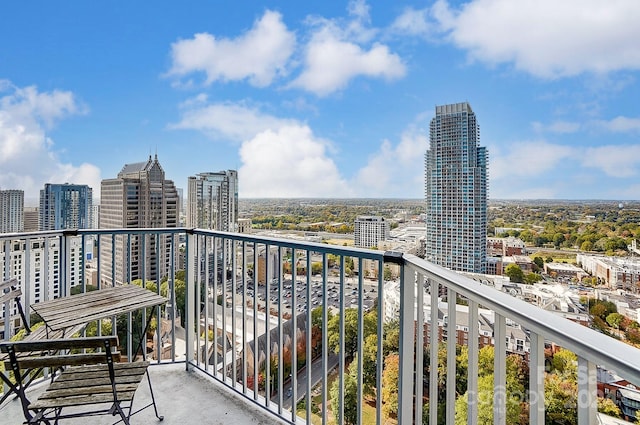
top-left (187, 171), bottom-right (238, 232)
top-left (425, 102), bottom-right (488, 273)
top-left (39, 184), bottom-right (93, 230)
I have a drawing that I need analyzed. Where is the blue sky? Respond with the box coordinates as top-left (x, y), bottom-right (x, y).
top-left (1, 0), bottom-right (639, 202)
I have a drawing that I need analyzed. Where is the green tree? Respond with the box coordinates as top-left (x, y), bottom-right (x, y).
top-left (545, 372), bottom-right (577, 425)
top-left (383, 266), bottom-right (392, 281)
top-left (361, 334), bottom-right (378, 397)
top-left (161, 278), bottom-right (186, 326)
top-left (524, 272), bottom-right (543, 284)
top-left (382, 353), bottom-right (399, 420)
top-left (383, 320), bottom-right (400, 356)
top-left (606, 312), bottom-right (624, 330)
top-left (598, 397), bottom-right (622, 418)
top-left (505, 264), bottom-right (524, 283)
top-left (330, 365), bottom-right (358, 425)
top-left (533, 256), bottom-right (544, 269)
top-left (311, 262), bottom-right (323, 275)
top-left (327, 308), bottom-right (377, 359)
top-left (580, 240), bottom-right (593, 251)
top-left (455, 350), bottom-right (528, 425)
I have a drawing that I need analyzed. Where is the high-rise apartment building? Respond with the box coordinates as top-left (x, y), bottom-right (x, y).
top-left (424, 102), bottom-right (488, 273)
top-left (1, 236), bottom-right (84, 337)
top-left (39, 183), bottom-right (93, 230)
top-left (100, 155), bottom-right (179, 285)
top-left (354, 216), bottom-right (389, 249)
top-left (0, 190), bottom-right (24, 233)
top-left (187, 171), bottom-right (238, 232)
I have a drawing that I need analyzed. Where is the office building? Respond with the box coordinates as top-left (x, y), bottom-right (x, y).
top-left (39, 183), bottom-right (93, 230)
top-left (99, 155), bottom-right (179, 285)
top-left (23, 207), bottom-right (39, 232)
top-left (0, 190), bottom-right (24, 233)
top-left (424, 102), bottom-right (488, 273)
top-left (187, 171), bottom-right (238, 232)
top-left (354, 216), bottom-right (389, 249)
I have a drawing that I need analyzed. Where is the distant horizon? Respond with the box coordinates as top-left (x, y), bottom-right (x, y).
top-left (19, 196), bottom-right (640, 209)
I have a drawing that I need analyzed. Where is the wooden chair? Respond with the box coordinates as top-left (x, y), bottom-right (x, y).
top-left (0, 336), bottom-right (163, 424)
top-left (1, 278), bottom-right (85, 405)
top-left (0, 278), bottom-right (31, 339)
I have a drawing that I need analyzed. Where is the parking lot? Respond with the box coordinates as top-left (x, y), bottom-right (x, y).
top-left (217, 277), bottom-right (378, 316)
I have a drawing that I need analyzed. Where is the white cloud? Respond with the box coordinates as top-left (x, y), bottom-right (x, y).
top-left (581, 145), bottom-right (640, 177)
top-left (289, 1), bottom-right (405, 96)
top-left (354, 128), bottom-right (427, 197)
top-left (168, 10), bottom-right (295, 87)
top-left (489, 140), bottom-right (574, 180)
top-left (289, 26), bottom-right (405, 96)
top-left (169, 99), bottom-right (297, 142)
top-left (0, 82), bottom-right (100, 200)
top-left (532, 120), bottom-right (581, 134)
top-left (433, 0), bottom-right (640, 78)
top-left (239, 125), bottom-right (351, 198)
top-left (596, 116), bottom-right (640, 133)
top-left (389, 7), bottom-right (431, 37)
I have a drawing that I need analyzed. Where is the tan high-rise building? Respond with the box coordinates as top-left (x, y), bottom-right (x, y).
top-left (99, 155), bottom-right (178, 286)
top-left (23, 207), bottom-right (39, 232)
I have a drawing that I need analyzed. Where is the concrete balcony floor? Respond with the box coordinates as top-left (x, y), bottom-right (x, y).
top-left (1, 363), bottom-right (289, 425)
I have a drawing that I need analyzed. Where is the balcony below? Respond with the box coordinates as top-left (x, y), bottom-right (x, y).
top-left (1, 362), bottom-right (290, 425)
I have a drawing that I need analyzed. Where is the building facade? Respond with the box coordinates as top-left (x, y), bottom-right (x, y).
top-left (186, 171), bottom-right (238, 232)
top-left (424, 102), bottom-right (488, 273)
top-left (99, 155), bottom-right (179, 286)
top-left (354, 216), bottom-right (389, 249)
top-left (0, 189), bottom-right (24, 233)
top-left (23, 207), bottom-right (39, 232)
top-left (577, 254), bottom-right (640, 293)
top-left (39, 183), bottom-right (93, 230)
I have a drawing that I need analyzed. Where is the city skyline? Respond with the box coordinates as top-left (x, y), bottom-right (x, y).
top-left (1, 1), bottom-right (640, 201)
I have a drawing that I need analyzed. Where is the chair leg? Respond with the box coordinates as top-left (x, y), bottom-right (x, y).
top-left (146, 369), bottom-right (164, 421)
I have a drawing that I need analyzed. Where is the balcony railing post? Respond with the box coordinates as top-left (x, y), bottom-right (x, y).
top-left (493, 313), bottom-right (506, 425)
top-left (185, 229), bottom-right (196, 370)
top-left (577, 356), bottom-right (597, 425)
top-left (468, 300), bottom-right (479, 425)
top-left (529, 331), bottom-right (545, 425)
top-left (446, 288), bottom-right (457, 422)
top-left (392, 252), bottom-right (415, 424)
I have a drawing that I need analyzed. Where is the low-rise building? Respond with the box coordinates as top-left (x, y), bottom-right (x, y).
top-left (544, 262), bottom-right (588, 281)
top-left (577, 254), bottom-right (640, 293)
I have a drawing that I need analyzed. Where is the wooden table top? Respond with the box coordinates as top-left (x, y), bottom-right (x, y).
top-left (30, 285), bottom-right (167, 332)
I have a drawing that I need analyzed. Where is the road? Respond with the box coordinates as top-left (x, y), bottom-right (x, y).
top-left (272, 353), bottom-right (340, 410)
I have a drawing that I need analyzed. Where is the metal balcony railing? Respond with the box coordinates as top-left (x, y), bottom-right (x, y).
top-left (2, 228), bottom-right (640, 424)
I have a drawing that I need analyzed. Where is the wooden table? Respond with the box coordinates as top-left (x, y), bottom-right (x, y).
top-left (30, 285), bottom-right (167, 357)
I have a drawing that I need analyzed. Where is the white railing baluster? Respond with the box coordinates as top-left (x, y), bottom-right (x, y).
top-left (530, 332), bottom-right (545, 425)
top-left (447, 287), bottom-right (457, 424)
top-left (493, 313), bottom-right (506, 425)
top-left (415, 272), bottom-right (425, 424)
top-left (398, 261), bottom-right (415, 424)
top-left (577, 356), bottom-right (597, 425)
top-left (430, 278), bottom-right (439, 425)
top-left (468, 300), bottom-right (479, 425)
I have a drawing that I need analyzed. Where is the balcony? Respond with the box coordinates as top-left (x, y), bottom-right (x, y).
top-left (2, 228), bottom-right (640, 424)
